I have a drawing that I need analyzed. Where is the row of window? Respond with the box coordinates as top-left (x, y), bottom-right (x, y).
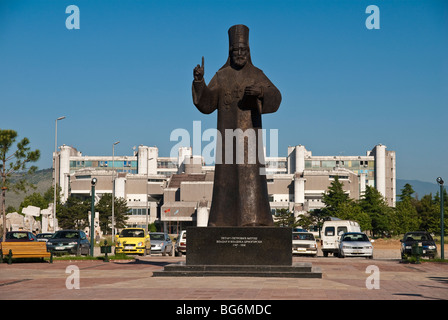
top-left (71, 160), bottom-right (181, 169)
top-left (305, 160), bottom-right (374, 169)
top-left (128, 208), bottom-right (149, 216)
top-left (70, 160), bottom-right (137, 168)
top-left (265, 161), bottom-right (287, 168)
top-left (157, 161), bottom-right (178, 168)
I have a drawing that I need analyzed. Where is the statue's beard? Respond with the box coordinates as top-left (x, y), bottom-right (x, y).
top-left (231, 56), bottom-right (247, 69)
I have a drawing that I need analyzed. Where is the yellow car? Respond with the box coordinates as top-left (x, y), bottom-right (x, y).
top-left (115, 228), bottom-right (151, 256)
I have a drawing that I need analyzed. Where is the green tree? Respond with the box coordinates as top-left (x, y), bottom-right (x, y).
top-left (359, 186), bottom-right (392, 237)
top-left (1, 129), bottom-right (40, 241)
top-left (95, 193), bottom-right (129, 234)
top-left (296, 213), bottom-right (316, 230)
top-left (416, 193), bottom-right (440, 234)
top-left (321, 176), bottom-right (352, 218)
top-left (308, 208), bottom-right (330, 237)
top-left (274, 208), bottom-right (298, 228)
top-left (58, 196), bottom-right (90, 230)
top-left (5, 205), bottom-right (16, 214)
top-left (399, 183), bottom-right (416, 202)
top-left (392, 184), bottom-right (420, 235)
top-left (336, 201), bottom-right (372, 232)
top-left (393, 199), bottom-right (420, 235)
top-left (148, 222), bottom-right (158, 233)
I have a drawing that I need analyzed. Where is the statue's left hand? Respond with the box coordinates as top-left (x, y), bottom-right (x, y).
top-left (244, 85), bottom-right (263, 98)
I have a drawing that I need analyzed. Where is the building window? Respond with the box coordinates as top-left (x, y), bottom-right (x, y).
top-left (329, 175), bottom-right (349, 180)
top-left (76, 175), bottom-right (91, 180)
top-left (128, 208), bottom-right (148, 216)
top-left (157, 161), bottom-right (177, 169)
top-left (321, 161), bottom-right (336, 168)
top-left (360, 161), bottom-right (369, 167)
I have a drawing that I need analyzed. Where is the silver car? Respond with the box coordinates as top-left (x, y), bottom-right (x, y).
top-left (292, 232), bottom-right (318, 257)
top-left (149, 232), bottom-right (173, 256)
top-left (338, 232), bottom-right (373, 259)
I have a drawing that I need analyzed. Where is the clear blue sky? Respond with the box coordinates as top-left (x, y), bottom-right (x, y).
top-left (1, 0), bottom-right (447, 184)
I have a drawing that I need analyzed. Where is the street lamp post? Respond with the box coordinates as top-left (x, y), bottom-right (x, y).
top-left (436, 177), bottom-right (445, 260)
top-left (53, 116), bottom-right (65, 232)
top-left (112, 141), bottom-right (120, 240)
top-left (145, 157), bottom-right (154, 236)
top-left (146, 164), bottom-right (149, 236)
top-left (90, 178), bottom-right (97, 256)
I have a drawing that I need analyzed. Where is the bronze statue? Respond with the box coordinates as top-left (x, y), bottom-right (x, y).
top-left (192, 24), bottom-right (281, 226)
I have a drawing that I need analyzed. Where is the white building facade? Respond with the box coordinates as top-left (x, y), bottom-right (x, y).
top-left (54, 144), bottom-right (396, 233)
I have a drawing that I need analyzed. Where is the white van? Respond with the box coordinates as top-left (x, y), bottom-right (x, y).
top-left (321, 220), bottom-right (361, 257)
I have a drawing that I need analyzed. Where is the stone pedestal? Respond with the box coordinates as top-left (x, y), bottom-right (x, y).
top-left (152, 227), bottom-right (322, 278)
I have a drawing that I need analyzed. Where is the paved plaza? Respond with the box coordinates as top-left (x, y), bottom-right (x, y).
top-left (0, 252), bottom-right (447, 301)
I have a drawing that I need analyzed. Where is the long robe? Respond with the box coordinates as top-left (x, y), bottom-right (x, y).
top-left (192, 62), bottom-right (281, 226)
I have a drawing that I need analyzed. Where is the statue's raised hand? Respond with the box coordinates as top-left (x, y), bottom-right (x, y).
top-left (194, 56), bottom-right (205, 81)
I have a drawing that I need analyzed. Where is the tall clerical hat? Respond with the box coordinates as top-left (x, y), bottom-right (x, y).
top-left (228, 24), bottom-right (249, 48)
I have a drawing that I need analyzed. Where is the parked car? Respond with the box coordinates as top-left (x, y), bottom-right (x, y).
top-left (46, 230), bottom-right (90, 256)
top-left (338, 232), bottom-right (373, 259)
top-left (36, 233), bottom-right (53, 242)
top-left (292, 232), bottom-right (318, 257)
top-left (321, 220), bottom-right (361, 257)
top-left (150, 232), bottom-right (173, 256)
top-left (174, 230), bottom-right (186, 256)
top-left (115, 228), bottom-right (150, 256)
top-left (400, 231), bottom-right (437, 259)
top-left (2, 231), bottom-right (37, 242)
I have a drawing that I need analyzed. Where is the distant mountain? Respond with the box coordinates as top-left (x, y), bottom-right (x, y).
top-left (4, 168), bottom-right (53, 211)
top-left (396, 179), bottom-right (440, 199)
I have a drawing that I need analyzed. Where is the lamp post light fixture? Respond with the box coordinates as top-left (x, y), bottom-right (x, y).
top-left (90, 177), bottom-right (97, 257)
top-left (53, 116), bottom-right (66, 231)
top-left (112, 141), bottom-right (120, 240)
top-left (436, 177), bottom-right (445, 260)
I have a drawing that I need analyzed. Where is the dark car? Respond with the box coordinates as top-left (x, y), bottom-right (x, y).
top-left (400, 231), bottom-right (437, 259)
top-left (2, 231), bottom-right (37, 242)
top-left (46, 230), bottom-right (90, 256)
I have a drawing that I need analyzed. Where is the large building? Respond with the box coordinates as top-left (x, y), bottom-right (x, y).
top-left (54, 144), bottom-right (396, 233)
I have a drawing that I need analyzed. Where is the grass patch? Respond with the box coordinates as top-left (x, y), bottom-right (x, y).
top-left (47, 253), bottom-right (134, 262)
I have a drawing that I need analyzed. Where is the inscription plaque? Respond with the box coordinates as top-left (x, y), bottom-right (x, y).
top-left (186, 227), bottom-right (292, 266)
